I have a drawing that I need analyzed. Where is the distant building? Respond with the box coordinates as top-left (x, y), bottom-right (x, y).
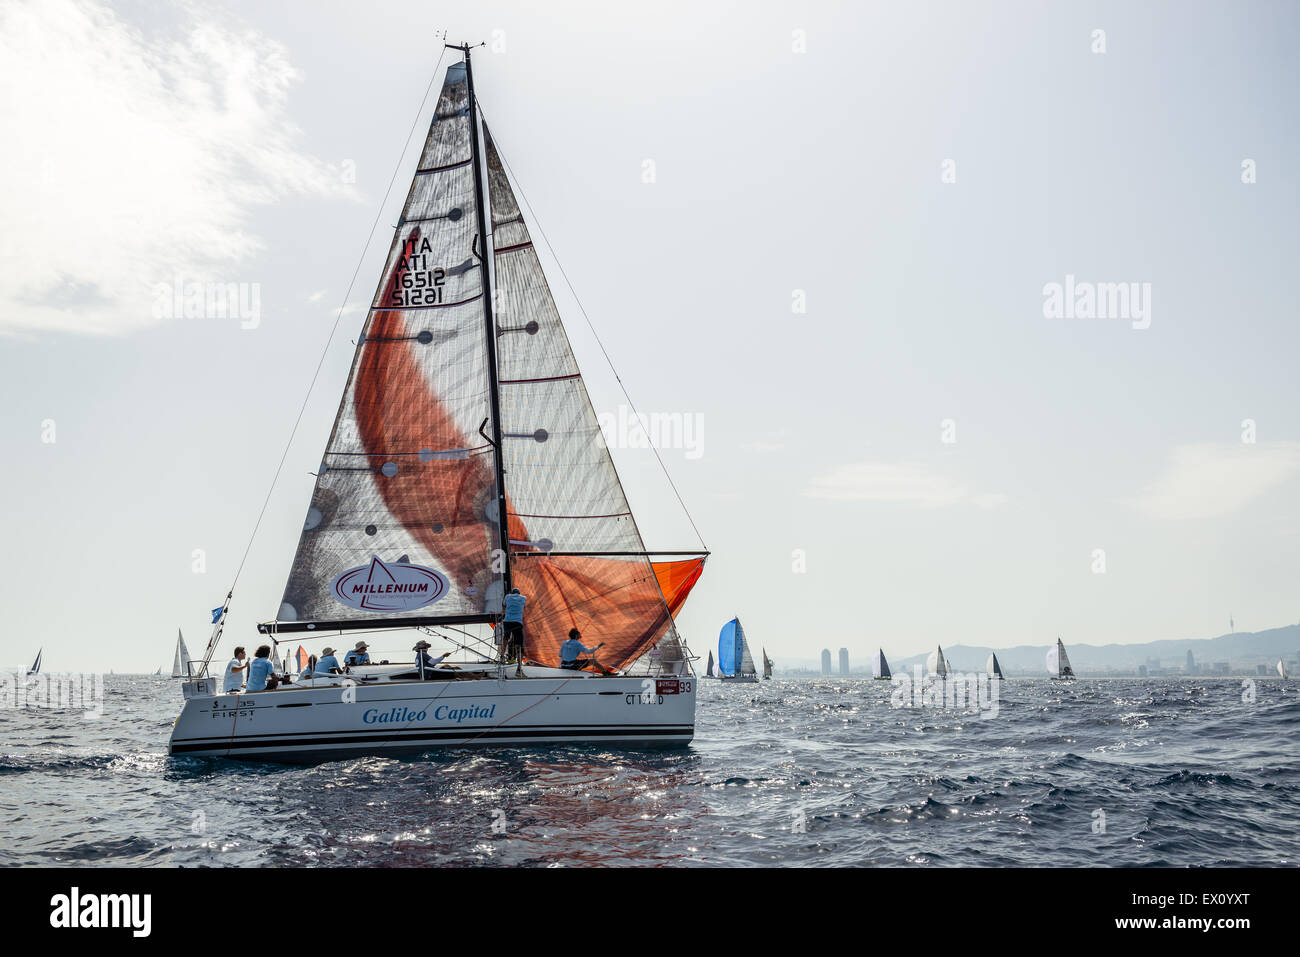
top-left (820, 649), bottom-right (832, 675)
top-left (1257, 664), bottom-right (1271, 676)
top-left (838, 648), bottom-right (850, 675)
top-left (1137, 665), bottom-right (1148, 677)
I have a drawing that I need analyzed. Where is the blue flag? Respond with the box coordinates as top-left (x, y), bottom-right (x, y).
top-left (211, 606), bottom-right (224, 624)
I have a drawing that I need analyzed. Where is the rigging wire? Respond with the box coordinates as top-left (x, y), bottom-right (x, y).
top-left (476, 103), bottom-right (708, 551)
top-left (197, 46), bottom-right (449, 674)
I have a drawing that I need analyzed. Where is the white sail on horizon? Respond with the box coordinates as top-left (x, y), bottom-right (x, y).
top-left (172, 629), bottom-right (191, 679)
top-left (987, 652), bottom-right (1003, 678)
top-left (927, 645), bottom-right (948, 678)
top-left (872, 648), bottom-right (891, 679)
top-left (1047, 637), bottom-right (1074, 678)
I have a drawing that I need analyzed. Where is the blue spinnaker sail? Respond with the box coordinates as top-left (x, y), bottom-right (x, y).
top-left (718, 619), bottom-right (739, 676)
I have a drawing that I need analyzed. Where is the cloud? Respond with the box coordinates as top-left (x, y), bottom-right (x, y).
top-left (803, 461), bottom-right (1008, 508)
top-left (0, 0), bottom-right (350, 336)
top-left (1128, 442), bottom-right (1300, 520)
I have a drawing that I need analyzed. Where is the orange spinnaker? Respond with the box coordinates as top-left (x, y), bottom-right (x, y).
top-left (354, 230), bottom-right (703, 671)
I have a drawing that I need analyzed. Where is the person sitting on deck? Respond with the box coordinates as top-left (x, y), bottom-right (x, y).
top-left (298, 654), bottom-right (318, 681)
top-left (414, 640), bottom-right (451, 679)
top-left (559, 629), bottom-right (604, 671)
top-left (246, 645), bottom-right (278, 692)
top-left (315, 647), bottom-right (342, 675)
top-left (344, 641), bottom-right (370, 667)
top-left (223, 646), bottom-right (248, 693)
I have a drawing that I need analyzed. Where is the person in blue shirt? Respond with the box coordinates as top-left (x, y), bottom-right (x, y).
top-left (559, 628), bottom-right (604, 671)
top-left (315, 647), bottom-right (341, 676)
top-left (246, 645), bottom-right (278, 691)
top-left (502, 588), bottom-right (527, 669)
top-left (343, 641), bottom-right (370, 667)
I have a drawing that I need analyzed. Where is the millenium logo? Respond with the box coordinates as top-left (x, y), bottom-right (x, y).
top-left (331, 555), bottom-right (449, 613)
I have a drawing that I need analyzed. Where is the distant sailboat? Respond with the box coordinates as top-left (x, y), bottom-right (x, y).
top-left (987, 652), bottom-right (1004, 679)
top-left (171, 629), bottom-right (191, 679)
top-left (26, 649), bottom-right (42, 675)
top-left (1047, 637), bottom-right (1076, 681)
top-left (705, 649), bottom-right (715, 678)
top-left (154, 666), bottom-right (162, 676)
top-left (926, 645), bottom-right (949, 678)
top-left (872, 648), bottom-right (891, 680)
top-left (1278, 658), bottom-right (1288, 680)
top-left (761, 648), bottom-right (774, 680)
top-left (717, 618), bottom-right (759, 683)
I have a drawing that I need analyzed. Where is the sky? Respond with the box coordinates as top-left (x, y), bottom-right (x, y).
top-left (2, 0), bottom-right (1299, 672)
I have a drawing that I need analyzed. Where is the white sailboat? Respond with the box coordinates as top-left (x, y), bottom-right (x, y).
top-left (705, 649), bottom-right (715, 678)
top-left (26, 649), bottom-right (42, 675)
top-left (1046, 637), bottom-right (1076, 681)
top-left (986, 652), bottom-right (1004, 679)
top-left (169, 47), bottom-right (706, 761)
top-left (761, 647), bottom-right (774, 680)
top-left (171, 629), bottom-right (191, 679)
top-left (871, 648), bottom-right (891, 680)
top-left (926, 644), bottom-right (949, 678)
top-left (716, 618), bottom-right (759, 683)
top-left (1277, 658), bottom-right (1288, 680)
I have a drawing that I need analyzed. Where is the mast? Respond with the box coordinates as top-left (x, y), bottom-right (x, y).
top-left (455, 42), bottom-right (513, 601)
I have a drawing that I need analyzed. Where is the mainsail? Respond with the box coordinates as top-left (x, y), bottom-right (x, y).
top-left (736, 620), bottom-right (756, 675)
top-left (27, 649), bottom-right (41, 675)
top-left (276, 61), bottom-right (501, 633)
top-left (987, 652), bottom-right (1003, 678)
top-left (872, 648), bottom-right (891, 679)
top-left (927, 645), bottom-right (948, 678)
top-left (1278, 658), bottom-right (1288, 679)
top-left (266, 56), bottom-right (701, 673)
top-left (705, 649), bottom-right (714, 678)
top-left (762, 647), bottom-right (774, 679)
top-left (172, 630), bottom-right (191, 678)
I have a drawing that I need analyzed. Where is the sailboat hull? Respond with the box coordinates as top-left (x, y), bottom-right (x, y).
top-left (168, 670), bottom-right (696, 763)
top-left (717, 674), bottom-right (759, 684)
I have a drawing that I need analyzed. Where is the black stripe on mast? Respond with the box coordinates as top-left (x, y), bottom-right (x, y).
top-left (455, 43), bottom-right (512, 601)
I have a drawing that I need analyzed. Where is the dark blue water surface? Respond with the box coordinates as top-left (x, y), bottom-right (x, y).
top-left (1, 675), bottom-right (1296, 866)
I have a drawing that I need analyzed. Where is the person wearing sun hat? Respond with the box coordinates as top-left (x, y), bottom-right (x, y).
top-left (414, 639), bottom-right (451, 679)
top-left (315, 646), bottom-right (342, 676)
top-left (344, 641), bottom-right (371, 667)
